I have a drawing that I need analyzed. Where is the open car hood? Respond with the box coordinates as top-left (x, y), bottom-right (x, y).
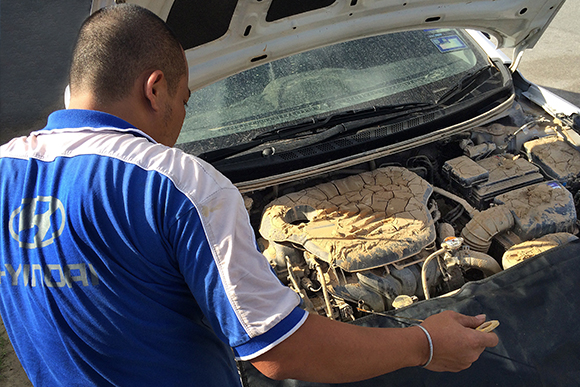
top-left (91, 0), bottom-right (565, 91)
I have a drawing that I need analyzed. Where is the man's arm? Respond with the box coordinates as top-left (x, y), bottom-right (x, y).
top-left (251, 310), bottom-right (498, 383)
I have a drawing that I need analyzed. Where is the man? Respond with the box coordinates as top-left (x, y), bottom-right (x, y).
top-left (0, 4), bottom-right (498, 386)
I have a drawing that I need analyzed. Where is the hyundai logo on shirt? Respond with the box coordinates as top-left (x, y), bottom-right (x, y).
top-left (9, 196), bottom-right (66, 249)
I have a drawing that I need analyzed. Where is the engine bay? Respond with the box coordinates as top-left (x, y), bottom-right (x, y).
top-left (242, 96), bottom-right (580, 322)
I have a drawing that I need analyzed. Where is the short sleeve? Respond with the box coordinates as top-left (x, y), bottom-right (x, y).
top-left (168, 157), bottom-right (307, 360)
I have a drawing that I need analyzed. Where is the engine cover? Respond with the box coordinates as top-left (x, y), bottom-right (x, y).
top-left (259, 166), bottom-right (436, 272)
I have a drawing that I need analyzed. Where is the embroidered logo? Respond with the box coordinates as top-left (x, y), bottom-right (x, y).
top-left (9, 196), bottom-right (66, 249)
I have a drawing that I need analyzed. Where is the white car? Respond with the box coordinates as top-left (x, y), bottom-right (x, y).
top-left (92, 1), bottom-right (580, 385)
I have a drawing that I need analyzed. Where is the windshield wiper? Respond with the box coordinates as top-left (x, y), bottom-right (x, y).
top-left (252, 102), bottom-right (436, 141)
top-left (199, 102), bottom-right (439, 162)
top-left (436, 65), bottom-right (494, 105)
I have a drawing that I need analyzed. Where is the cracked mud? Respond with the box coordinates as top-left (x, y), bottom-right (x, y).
top-left (260, 167), bottom-right (436, 271)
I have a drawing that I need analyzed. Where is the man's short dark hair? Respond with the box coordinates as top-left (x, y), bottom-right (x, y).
top-left (69, 4), bottom-right (186, 104)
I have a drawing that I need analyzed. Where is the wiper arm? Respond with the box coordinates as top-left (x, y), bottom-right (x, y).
top-left (199, 102), bottom-right (439, 163)
top-left (198, 117), bottom-right (326, 162)
top-left (252, 102), bottom-right (436, 142)
top-left (436, 65), bottom-right (494, 105)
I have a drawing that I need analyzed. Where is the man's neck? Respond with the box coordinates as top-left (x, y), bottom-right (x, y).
top-left (67, 93), bottom-right (148, 136)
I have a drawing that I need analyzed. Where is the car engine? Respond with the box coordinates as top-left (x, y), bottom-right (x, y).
top-left (242, 98), bottom-right (580, 322)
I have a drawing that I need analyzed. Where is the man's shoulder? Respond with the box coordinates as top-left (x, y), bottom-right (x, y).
top-left (71, 130), bottom-right (238, 205)
top-left (143, 144), bottom-right (238, 203)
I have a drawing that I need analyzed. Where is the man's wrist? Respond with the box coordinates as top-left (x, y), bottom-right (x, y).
top-left (415, 325), bottom-right (433, 368)
top-left (407, 325), bottom-right (431, 368)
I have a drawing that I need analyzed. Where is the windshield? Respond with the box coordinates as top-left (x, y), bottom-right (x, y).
top-left (177, 28), bottom-right (488, 147)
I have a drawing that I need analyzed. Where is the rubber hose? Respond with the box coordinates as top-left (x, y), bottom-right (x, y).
top-left (460, 206), bottom-right (514, 253)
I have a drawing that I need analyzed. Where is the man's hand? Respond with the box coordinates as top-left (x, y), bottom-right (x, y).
top-left (420, 311), bottom-right (499, 372)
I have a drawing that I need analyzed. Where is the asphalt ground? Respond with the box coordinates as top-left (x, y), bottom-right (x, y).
top-left (515, 0), bottom-right (580, 108)
top-left (1, 1), bottom-right (578, 145)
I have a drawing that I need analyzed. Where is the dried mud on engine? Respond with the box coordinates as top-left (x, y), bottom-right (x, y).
top-left (249, 102), bottom-right (580, 322)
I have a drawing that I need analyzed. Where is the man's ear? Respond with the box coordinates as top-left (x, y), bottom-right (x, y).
top-left (144, 70), bottom-right (166, 112)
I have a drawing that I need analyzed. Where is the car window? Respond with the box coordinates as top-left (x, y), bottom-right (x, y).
top-left (177, 28), bottom-right (485, 145)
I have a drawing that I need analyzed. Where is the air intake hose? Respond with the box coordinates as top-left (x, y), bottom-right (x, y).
top-left (460, 206), bottom-right (514, 253)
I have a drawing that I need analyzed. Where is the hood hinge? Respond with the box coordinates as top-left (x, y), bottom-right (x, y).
top-left (509, 28), bottom-right (541, 73)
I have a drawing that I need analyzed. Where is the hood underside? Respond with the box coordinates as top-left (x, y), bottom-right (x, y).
top-left (91, 0), bottom-right (565, 91)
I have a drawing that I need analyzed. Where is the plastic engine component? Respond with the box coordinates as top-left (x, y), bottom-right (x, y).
top-left (523, 136), bottom-right (580, 182)
top-left (259, 166), bottom-right (436, 272)
top-left (442, 156), bottom-right (489, 188)
top-left (494, 181), bottom-right (577, 241)
top-left (471, 155), bottom-right (544, 209)
top-left (443, 154), bottom-right (544, 210)
top-left (502, 232), bottom-right (578, 269)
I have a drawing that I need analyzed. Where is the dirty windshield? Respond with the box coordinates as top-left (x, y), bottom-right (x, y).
top-left (177, 28), bottom-right (486, 146)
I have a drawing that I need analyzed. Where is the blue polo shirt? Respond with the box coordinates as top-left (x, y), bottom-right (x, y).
top-left (0, 109), bottom-right (306, 386)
